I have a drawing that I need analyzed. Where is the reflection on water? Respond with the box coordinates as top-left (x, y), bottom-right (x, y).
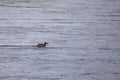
top-left (0, 0), bottom-right (120, 80)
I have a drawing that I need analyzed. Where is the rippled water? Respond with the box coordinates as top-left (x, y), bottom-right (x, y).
top-left (0, 0), bottom-right (120, 80)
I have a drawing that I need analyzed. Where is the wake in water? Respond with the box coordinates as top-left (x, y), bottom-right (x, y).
top-left (0, 42), bottom-right (49, 48)
top-left (0, 44), bottom-right (84, 50)
top-left (0, 44), bottom-right (36, 48)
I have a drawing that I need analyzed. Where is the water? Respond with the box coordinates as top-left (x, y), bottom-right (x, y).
top-left (0, 0), bottom-right (120, 80)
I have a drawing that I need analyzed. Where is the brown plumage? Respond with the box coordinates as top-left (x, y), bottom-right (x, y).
top-left (36, 42), bottom-right (48, 48)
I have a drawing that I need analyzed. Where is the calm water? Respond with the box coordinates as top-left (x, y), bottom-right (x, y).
top-left (0, 0), bottom-right (120, 80)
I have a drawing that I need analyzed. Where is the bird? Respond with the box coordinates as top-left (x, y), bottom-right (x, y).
top-left (36, 42), bottom-right (48, 48)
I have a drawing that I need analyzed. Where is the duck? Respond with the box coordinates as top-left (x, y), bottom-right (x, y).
top-left (36, 42), bottom-right (48, 48)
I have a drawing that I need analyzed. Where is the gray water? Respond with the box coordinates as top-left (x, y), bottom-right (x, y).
top-left (0, 0), bottom-right (120, 80)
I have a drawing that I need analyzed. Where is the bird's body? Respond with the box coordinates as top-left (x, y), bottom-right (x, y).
top-left (36, 42), bottom-right (48, 48)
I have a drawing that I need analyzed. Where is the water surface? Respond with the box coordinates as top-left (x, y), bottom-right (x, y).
top-left (0, 0), bottom-right (120, 80)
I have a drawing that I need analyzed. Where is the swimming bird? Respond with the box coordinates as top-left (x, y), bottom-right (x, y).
top-left (36, 42), bottom-right (48, 48)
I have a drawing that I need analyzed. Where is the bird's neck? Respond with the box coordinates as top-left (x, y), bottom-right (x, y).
top-left (44, 43), bottom-right (46, 46)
